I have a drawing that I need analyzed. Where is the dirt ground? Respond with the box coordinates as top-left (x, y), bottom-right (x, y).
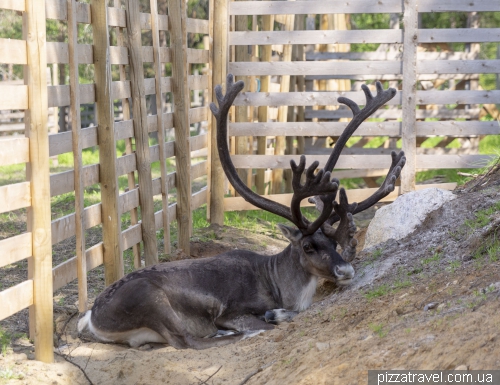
top-left (2, 172), bottom-right (500, 384)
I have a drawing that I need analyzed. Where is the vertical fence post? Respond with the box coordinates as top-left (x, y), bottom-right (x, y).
top-left (23, 0), bottom-right (54, 363)
top-left (401, 0), bottom-right (418, 193)
top-left (167, 0), bottom-right (192, 253)
top-left (150, 0), bottom-right (172, 255)
top-left (67, 0), bottom-right (87, 311)
top-left (125, 0), bottom-right (159, 265)
top-left (209, 0), bottom-right (229, 225)
top-left (92, 0), bottom-right (124, 285)
top-left (255, 15), bottom-right (274, 196)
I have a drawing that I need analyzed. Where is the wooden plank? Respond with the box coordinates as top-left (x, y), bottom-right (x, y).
top-left (125, 0), bottom-right (158, 265)
top-left (419, 28), bottom-right (500, 44)
top-left (419, 0), bottom-right (500, 12)
top-left (0, 181), bottom-right (31, 213)
top-left (0, 38), bottom-right (27, 64)
top-left (209, 0), bottom-right (228, 225)
top-left (0, 233), bottom-right (32, 269)
top-left (52, 243), bottom-right (103, 292)
top-left (24, 0), bottom-right (53, 362)
top-left (416, 90), bottom-right (500, 105)
top-left (229, 121), bottom-right (500, 137)
top-left (0, 0), bottom-right (25, 11)
top-left (190, 134), bottom-right (208, 152)
top-left (229, 0), bottom-right (403, 15)
top-left (48, 126), bottom-right (97, 156)
top-left (51, 203), bottom-right (101, 245)
top-left (0, 85), bottom-right (28, 110)
top-left (223, 183), bottom-right (457, 212)
top-left (305, 107), bottom-right (481, 120)
top-left (189, 74), bottom-right (209, 90)
top-left (229, 60), bottom-right (403, 76)
top-left (122, 223), bottom-right (142, 251)
top-left (150, 0), bottom-right (170, 254)
top-left (0, 137), bottom-right (29, 166)
top-left (186, 18), bottom-right (209, 34)
top-left (230, 30), bottom-right (402, 46)
top-left (401, 0), bottom-right (418, 193)
top-left (230, 154), bottom-right (492, 170)
top-left (45, 0), bottom-right (91, 23)
top-left (50, 164), bottom-right (99, 198)
top-left (168, 0), bottom-right (192, 253)
top-left (306, 51), bottom-right (478, 61)
top-left (92, 0), bottom-right (123, 285)
top-left (418, 60), bottom-right (500, 74)
top-left (187, 48), bottom-right (210, 64)
top-left (67, 0), bottom-right (87, 312)
top-left (0, 280), bottom-right (33, 322)
top-left (189, 106), bottom-right (208, 124)
top-left (192, 187), bottom-right (208, 210)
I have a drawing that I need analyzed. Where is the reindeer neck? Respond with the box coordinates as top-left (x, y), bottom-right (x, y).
top-left (265, 244), bottom-right (317, 311)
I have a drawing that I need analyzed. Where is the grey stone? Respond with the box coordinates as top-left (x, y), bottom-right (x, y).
top-left (364, 188), bottom-right (456, 250)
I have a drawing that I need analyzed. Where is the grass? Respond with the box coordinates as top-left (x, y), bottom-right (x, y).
top-left (362, 248), bottom-right (383, 267)
top-left (0, 367), bottom-right (23, 381)
top-left (422, 251), bottom-right (442, 265)
top-left (368, 323), bottom-right (387, 338)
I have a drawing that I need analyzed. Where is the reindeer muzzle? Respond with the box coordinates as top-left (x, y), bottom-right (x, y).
top-left (334, 264), bottom-right (355, 285)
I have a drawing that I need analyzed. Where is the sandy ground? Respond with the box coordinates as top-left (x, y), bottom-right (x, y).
top-left (2, 175), bottom-right (500, 384)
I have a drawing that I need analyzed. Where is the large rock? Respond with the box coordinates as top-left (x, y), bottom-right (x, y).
top-left (363, 188), bottom-right (456, 250)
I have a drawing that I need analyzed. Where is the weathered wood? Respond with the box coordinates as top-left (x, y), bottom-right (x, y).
top-left (125, 0), bottom-right (158, 265)
top-left (52, 243), bottom-right (103, 292)
top-left (209, 0), bottom-right (229, 225)
top-left (230, 30), bottom-right (402, 46)
top-left (223, 183), bottom-right (458, 212)
top-left (0, 233), bottom-right (32, 269)
top-left (150, 0), bottom-right (171, 254)
top-left (67, 0), bottom-right (87, 312)
top-left (92, 0), bottom-right (123, 285)
top-left (23, 0), bottom-right (53, 362)
top-left (255, 15), bottom-right (274, 196)
top-left (229, 121), bottom-right (499, 137)
top-left (51, 203), bottom-right (101, 245)
top-left (167, 0), bottom-right (191, 253)
top-left (0, 85), bottom-right (28, 110)
top-left (230, 154), bottom-right (492, 170)
top-left (0, 137), bottom-right (30, 166)
top-left (229, 0), bottom-right (403, 15)
top-left (0, 280), bottom-right (34, 322)
top-left (419, 28), bottom-right (500, 43)
top-left (0, 38), bottom-right (27, 64)
top-left (419, 0), bottom-right (500, 12)
top-left (305, 107), bottom-right (482, 120)
top-left (0, 0), bottom-right (25, 11)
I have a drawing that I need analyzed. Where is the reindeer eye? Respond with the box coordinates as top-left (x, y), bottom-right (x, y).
top-left (303, 243), bottom-right (314, 253)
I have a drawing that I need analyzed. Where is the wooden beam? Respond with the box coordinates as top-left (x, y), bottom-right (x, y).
top-left (91, 0), bottom-right (124, 285)
top-left (24, 0), bottom-right (54, 363)
top-left (167, 0), bottom-right (191, 253)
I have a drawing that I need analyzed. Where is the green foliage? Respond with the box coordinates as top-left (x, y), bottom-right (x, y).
top-left (368, 323), bottom-right (387, 338)
top-left (422, 251), bottom-right (442, 265)
top-left (364, 284), bottom-right (390, 300)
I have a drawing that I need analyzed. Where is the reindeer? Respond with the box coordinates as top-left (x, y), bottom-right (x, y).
top-left (78, 74), bottom-right (405, 349)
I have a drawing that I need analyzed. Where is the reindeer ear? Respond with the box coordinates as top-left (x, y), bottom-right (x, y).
top-left (277, 224), bottom-right (302, 243)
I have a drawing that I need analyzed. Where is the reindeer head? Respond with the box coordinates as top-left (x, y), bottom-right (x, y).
top-left (210, 74), bottom-right (406, 286)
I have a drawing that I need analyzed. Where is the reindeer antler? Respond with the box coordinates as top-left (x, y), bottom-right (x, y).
top-left (210, 74), bottom-right (339, 234)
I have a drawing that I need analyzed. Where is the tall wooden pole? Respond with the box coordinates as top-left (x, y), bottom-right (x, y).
top-left (209, 0), bottom-right (229, 224)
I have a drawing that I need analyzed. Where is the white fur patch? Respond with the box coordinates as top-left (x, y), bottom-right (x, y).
top-left (78, 310), bottom-right (166, 347)
top-left (294, 276), bottom-right (318, 311)
top-left (242, 330), bottom-right (266, 340)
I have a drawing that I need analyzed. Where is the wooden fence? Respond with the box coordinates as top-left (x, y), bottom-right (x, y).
top-left (0, 0), bottom-right (499, 363)
top-left (214, 0), bottom-right (500, 215)
top-left (0, 0), bottom-right (210, 362)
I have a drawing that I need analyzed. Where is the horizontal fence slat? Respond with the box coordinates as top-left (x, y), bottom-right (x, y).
top-left (418, 60), bottom-right (500, 74)
top-left (51, 203), bottom-right (101, 245)
top-left (0, 232), bottom-right (32, 269)
top-left (230, 154), bottom-right (492, 170)
top-left (189, 107), bottom-right (208, 124)
top-left (46, 0), bottom-right (91, 23)
top-left (0, 137), bottom-right (29, 166)
top-left (0, 0), bottom-right (25, 11)
top-left (224, 183), bottom-right (457, 211)
top-left (0, 85), bottom-right (28, 110)
top-left (49, 126), bottom-right (98, 157)
top-left (187, 48), bottom-right (210, 64)
top-left (419, 28), bottom-right (500, 43)
top-left (0, 182), bottom-right (31, 213)
top-left (230, 0), bottom-right (403, 15)
top-left (47, 82), bottom-right (131, 107)
top-left (306, 51), bottom-right (477, 61)
top-left (192, 187), bottom-right (207, 210)
top-left (230, 30), bottom-right (403, 46)
top-left (0, 38), bottom-right (26, 65)
top-left (233, 90), bottom-right (500, 106)
top-left (0, 280), bottom-right (33, 321)
top-left (305, 107), bottom-right (481, 120)
top-left (229, 121), bottom-right (500, 137)
top-left (186, 18), bottom-right (209, 34)
top-left (419, 0), bottom-right (500, 12)
top-left (52, 243), bottom-right (103, 292)
top-left (122, 223), bottom-right (142, 251)
top-left (189, 74), bottom-right (209, 90)
top-left (50, 164), bottom-right (99, 197)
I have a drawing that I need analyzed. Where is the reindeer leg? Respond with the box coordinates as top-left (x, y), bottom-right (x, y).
top-left (261, 309), bottom-right (299, 325)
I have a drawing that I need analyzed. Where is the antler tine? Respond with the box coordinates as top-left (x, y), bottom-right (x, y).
top-left (326, 150), bottom-right (406, 225)
top-left (290, 155), bottom-right (339, 234)
top-left (324, 82), bottom-right (397, 173)
top-left (211, 74), bottom-right (295, 223)
top-left (321, 188), bottom-right (358, 262)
